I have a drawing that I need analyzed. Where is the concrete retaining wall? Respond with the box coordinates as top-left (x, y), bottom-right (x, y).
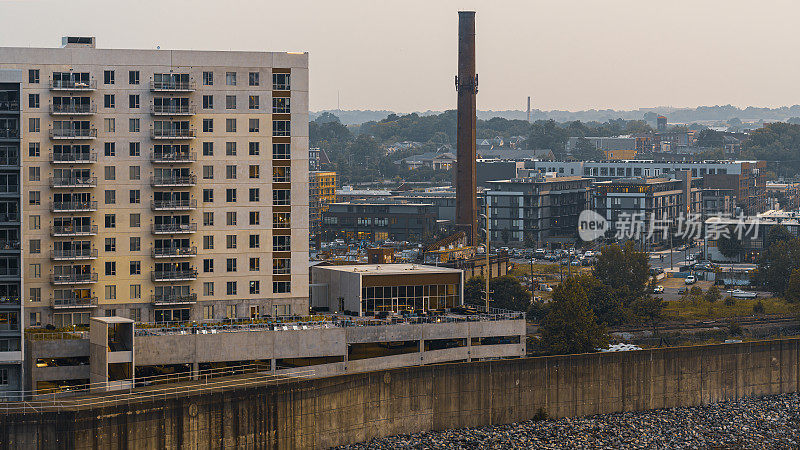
top-left (2, 338), bottom-right (799, 449)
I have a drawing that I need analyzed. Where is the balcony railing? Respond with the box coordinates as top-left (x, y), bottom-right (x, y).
top-left (0, 185), bottom-right (19, 195)
top-left (151, 293), bottom-right (197, 306)
top-left (49, 79), bottom-right (97, 91)
top-left (50, 128), bottom-right (97, 139)
top-left (50, 201), bottom-right (97, 212)
top-left (0, 101), bottom-right (19, 112)
top-left (51, 273), bottom-right (98, 285)
top-left (51, 225), bottom-right (98, 236)
top-left (0, 213), bottom-right (20, 224)
top-left (150, 80), bottom-right (196, 92)
top-left (151, 199), bottom-right (196, 211)
top-left (0, 267), bottom-right (19, 277)
top-left (150, 174), bottom-right (196, 187)
top-left (0, 297), bottom-right (20, 306)
top-left (152, 246), bottom-right (197, 258)
top-left (49, 104), bottom-right (97, 115)
top-left (0, 240), bottom-right (20, 251)
top-left (152, 223), bottom-right (197, 234)
top-left (0, 129), bottom-right (20, 139)
top-left (0, 156), bottom-right (19, 167)
top-left (150, 128), bottom-right (196, 139)
top-left (151, 269), bottom-right (197, 282)
top-left (50, 151), bottom-right (97, 164)
top-left (150, 104), bottom-right (196, 115)
top-left (51, 297), bottom-right (98, 309)
top-left (50, 248), bottom-right (98, 261)
top-left (49, 176), bottom-right (97, 188)
top-left (150, 151), bottom-right (196, 163)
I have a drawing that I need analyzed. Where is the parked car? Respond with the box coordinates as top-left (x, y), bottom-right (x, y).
top-left (539, 283), bottom-right (553, 292)
top-left (678, 287), bottom-right (688, 295)
top-left (727, 289), bottom-right (757, 299)
top-left (685, 275), bottom-right (697, 285)
top-left (653, 285), bottom-right (664, 293)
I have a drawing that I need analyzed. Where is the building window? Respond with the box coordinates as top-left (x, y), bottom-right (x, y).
top-left (29, 239), bottom-right (40, 254)
top-left (226, 72), bottom-right (237, 86)
top-left (129, 166), bottom-right (140, 180)
top-left (203, 305), bottom-right (214, 320)
top-left (226, 165), bottom-right (236, 179)
top-left (28, 166), bottom-right (40, 181)
top-left (226, 258), bottom-right (237, 272)
top-left (104, 94), bottom-right (115, 108)
top-left (249, 118), bottom-right (259, 132)
top-left (249, 95), bottom-right (259, 110)
top-left (226, 235), bottom-right (237, 249)
top-left (226, 211), bottom-right (237, 226)
top-left (105, 214), bottom-right (116, 229)
top-left (28, 142), bottom-right (40, 157)
top-left (249, 211), bottom-right (260, 225)
top-left (104, 190), bottom-right (116, 204)
top-left (226, 95), bottom-right (236, 109)
top-left (272, 120), bottom-right (290, 136)
top-left (105, 285), bottom-right (117, 300)
top-left (203, 71), bottom-right (213, 86)
top-left (129, 94), bottom-right (140, 109)
top-left (203, 282), bottom-right (214, 296)
top-left (226, 142), bottom-right (237, 156)
top-left (272, 97), bottom-right (290, 113)
top-left (273, 166), bottom-right (290, 182)
top-left (28, 69), bottom-right (39, 84)
top-left (273, 235), bottom-right (290, 252)
top-left (226, 305), bottom-right (236, 318)
top-left (129, 142), bottom-right (140, 156)
top-left (104, 70), bottom-right (115, 85)
top-left (203, 118), bottom-right (213, 133)
top-left (130, 213), bottom-right (140, 227)
top-left (30, 215), bottom-right (41, 230)
top-left (273, 189), bottom-right (290, 205)
top-left (273, 281), bottom-right (291, 294)
top-left (249, 234), bottom-right (260, 249)
top-left (129, 307), bottom-right (141, 321)
top-left (203, 142), bottom-right (213, 156)
top-left (130, 237), bottom-right (140, 252)
top-left (30, 287), bottom-right (41, 303)
top-left (29, 118), bottom-right (40, 132)
top-left (29, 93), bottom-right (40, 108)
top-left (272, 73), bottom-right (290, 90)
top-left (226, 281), bottom-right (237, 296)
top-left (250, 281), bottom-right (260, 295)
top-left (129, 70), bottom-right (140, 85)
top-left (249, 188), bottom-right (260, 202)
top-left (226, 188), bottom-right (237, 202)
top-left (31, 264), bottom-right (41, 278)
top-left (105, 261), bottom-right (116, 276)
top-left (104, 118), bottom-right (115, 132)
top-left (104, 142), bottom-right (116, 157)
top-left (273, 258), bottom-right (290, 275)
top-left (28, 191), bottom-right (40, 205)
top-left (273, 143), bottom-right (290, 159)
top-left (203, 235), bottom-right (214, 250)
top-left (249, 142), bottom-right (260, 155)
top-left (249, 257), bottom-right (260, 271)
top-left (226, 118), bottom-right (236, 132)
top-left (130, 261), bottom-right (141, 275)
top-left (203, 212), bottom-right (214, 226)
top-left (104, 165), bottom-right (116, 180)
top-left (105, 237), bottom-right (116, 251)
top-left (273, 212), bottom-right (290, 228)
top-left (203, 95), bottom-right (213, 109)
top-left (129, 118), bottom-right (140, 132)
top-left (203, 165), bottom-right (213, 179)
top-left (203, 189), bottom-right (214, 203)
top-left (203, 259), bottom-right (214, 273)
top-left (249, 72), bottom-right (260, 86)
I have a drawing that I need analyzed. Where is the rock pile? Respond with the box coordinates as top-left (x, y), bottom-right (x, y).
top-left (339, 393), bottom-right (800, 449)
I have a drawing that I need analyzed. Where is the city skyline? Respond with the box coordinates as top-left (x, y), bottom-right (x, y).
top-left (2, 0), bottom-right (800, 113)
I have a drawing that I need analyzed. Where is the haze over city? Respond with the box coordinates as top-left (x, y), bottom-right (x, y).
top-left (2, 0), bottom-right (800, 112)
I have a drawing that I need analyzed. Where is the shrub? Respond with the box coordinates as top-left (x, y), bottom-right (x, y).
top-left (724, 296), bottom-right (736, 306)
top-left (753, 300), bottom-right (765, 314)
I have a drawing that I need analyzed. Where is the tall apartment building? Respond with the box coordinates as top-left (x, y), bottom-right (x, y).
top-left (0, 37), bottom-right (309, 328)
top-left (0, 70), bottom-right (23, 397)
top-left (309, 171), bottom-right (337, 229)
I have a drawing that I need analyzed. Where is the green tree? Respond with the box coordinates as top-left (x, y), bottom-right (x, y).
top-left (572, 137), bottom-right (605, 160)
top-left (489, 276), bottom-right (532, 312)
top-left (766, 225), bottom-right (794, 248)
top-left (784, 269), bottom-right (800, 303)
top-left (716, 233), bottom-right (743, 259)
top-left (594, 242), bottom-right (650, 302)
top-left (539, 277), bottom-right (608, 355)
top-left (574, 275), bottom-right (629, 326)
top-left (464, 276), bottom-right (485, 307)
top-left (704, 286), bottom-right (722, 303)
top-left (755, 236), bottom-right (800, 295)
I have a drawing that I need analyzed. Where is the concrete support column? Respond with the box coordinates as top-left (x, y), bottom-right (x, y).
top-left (419, 339), bottom-right (425, 364)
top-left (191, 362), bottom-right (199, 381)
top-left (270, 359), bottom-right (276, 374)
top-left (467, 335), bottom-right (473, 362)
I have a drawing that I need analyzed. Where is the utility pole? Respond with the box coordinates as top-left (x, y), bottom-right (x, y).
top-left (485, 199), bottom-right (490, 311)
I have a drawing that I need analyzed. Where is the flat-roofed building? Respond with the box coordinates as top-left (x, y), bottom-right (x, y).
top-left (321, 201), bottom-right (437, 242)
top-left (0, 37), bottom-right (310, 327)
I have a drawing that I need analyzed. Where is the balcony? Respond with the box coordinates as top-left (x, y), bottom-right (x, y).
top-left (49, 176), bottom-right (97, 188)
top-left (50, 128), bottom-right (97, 140)
top-left (49, 104), bottom-right (97, 115)
top-left (150, 80), bottom-right (196, 92)
top-left (0, 156), bottom-right (19, 168)
top-left (49, 79), bottom-right (97, 91)
top-left (150, 151), bottom-right (196, 164)
top-left (50, 151), bottom-right (97, 164)
top-left (151, 128), bottom-right (196, 140)
top-left (51, 201), bottom-right (98, 212)
top-left (51, 273), bottom-right (98, 285)
top-left (151, 269), bottom-right (197, 282)
top-left (0, 129), bottom-right (19, 140)
top-left (152, 223), bottom-right (197, 234)
top-left (151, 174), bottom-right (196, 187)
top-left (50, 248), bottom-right (98, 261)
top-left (152, 246), bottom-right (197, 258)
top-left (0, 101), bottom-right (19, 112)
top-left (51, 225), bottom-right (98, 236)
top-left (0, 267), bottom-right (19, 279)
top-left (150, 104), bottom-right (196, 116)
top-left (0, 186), bottom-right (19, 196)
top-left (0, 213), bottom-right (20, 224)
top-left (51, 297), bottom-right (98, 309)
top-left (0, 240), bottom-right (20, 252)
top-left (151, 293), bottom-right (197, 306)
top-left (0, 297), bottom-right (20, 307)
top-left (151, 199), bottom-right (197, 211)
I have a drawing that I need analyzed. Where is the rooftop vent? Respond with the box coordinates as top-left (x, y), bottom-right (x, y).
top-left (62, 36), bottom-right (96, 48)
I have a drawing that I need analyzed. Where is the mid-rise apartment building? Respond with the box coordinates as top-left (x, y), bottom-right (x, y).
top-left (309, 171), bottom-right (337, 229)
top-left (321, 201), bottom-right (437, 242)
top-left (0, 37), bottom-right (309, 328)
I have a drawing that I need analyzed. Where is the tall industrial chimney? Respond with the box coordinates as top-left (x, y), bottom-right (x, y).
top-left (455, 11), bottom-right (478, 245)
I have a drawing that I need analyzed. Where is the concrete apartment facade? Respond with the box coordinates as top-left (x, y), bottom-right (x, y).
top-left (0, 38), bottom-right (310, 328)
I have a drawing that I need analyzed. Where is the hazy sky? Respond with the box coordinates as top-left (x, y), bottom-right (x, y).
top-left (2, 0), bottom-right (799, 112)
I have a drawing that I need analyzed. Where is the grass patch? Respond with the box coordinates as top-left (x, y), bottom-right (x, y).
top-left (663, 296), bottom-right (800, 320)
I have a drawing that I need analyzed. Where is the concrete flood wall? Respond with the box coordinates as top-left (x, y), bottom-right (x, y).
top-left (2, 338), bottom-right (798, 449)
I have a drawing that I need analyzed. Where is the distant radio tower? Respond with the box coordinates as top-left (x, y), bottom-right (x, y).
top-left (527, 96), bottom-right (531, 123)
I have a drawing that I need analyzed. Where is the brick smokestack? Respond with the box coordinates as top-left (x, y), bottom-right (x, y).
top-left (456, 11), bottom-right (478, 245)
